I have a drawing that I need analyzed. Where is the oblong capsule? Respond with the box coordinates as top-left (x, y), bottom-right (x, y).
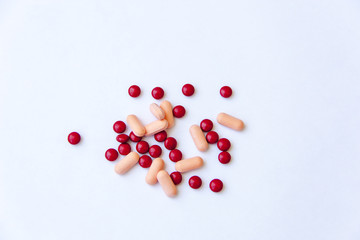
top-left (175, 156), bottom-right (203, 173)
top-left (145, 119), bottom-right (168, 137)
top-left (160, 100), bottom-right (174, 129)
top-left (114, 152), bottom-right (140, 175)
top-left (150, 103), bottom-right (165, 120)
top-left (189, 125), bottom-right (208, 152)
top-left (126, 114), bottom-right (146, 137)
top-left (145, 158), bottom-right (165, 185)
top-left (157, 170), bottom-right (177, 197)
top-left (217, 113), bottom-right (244, 131)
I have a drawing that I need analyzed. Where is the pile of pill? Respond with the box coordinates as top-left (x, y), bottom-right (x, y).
top-left (68, 84), bottom-right (244, 197)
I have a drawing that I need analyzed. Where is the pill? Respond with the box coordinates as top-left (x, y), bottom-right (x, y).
top-left (152, 87), bottom-right (165, 100)
top-left (217, 138), bottom-right (231, 151)
top-left (118, 143), bottom-right (131, 155)
top-left (169, 149), bottom-right (182, 162)
top-left (116, 134), bottom-right (129, 143)
top-left (217, 113), bottom-right (244, 131)
top-left (136, 141), bottom-right (149, 154)
top-left (189, 125), bottom-right (209, 152)
top-left (189, 176), bottom-right (202, 189)
top-left (129, 131), bottom-right (142, 142)
top-left (157, 170), bottom-right (177, 197)
top-left (220, 86), bottom-right (232, 98)
top-left (175, 156), bottom-right (203, 173)
top-left (114, 152), bottom-right (140, 175)
top-left (126, 114), bottom-right (146, 137)
top-left (144, 119), bottom-right (168, 137)
top-left (113, 121), bottom-right (126, 133)
top-left (149, 103), bottom-right (165, 120)
top-left (105, 148), bottom-right (118, 161)
top-left (128, 85), bottom-right (141, 98)
top-left (173, 105), bottom-right (186, 118)
top-left (139, 155), bottom-right (152, 168)
top-left (206, 131), bottom-right (219, 144)
top-left (160, 100), bottom-right (175, 129)
top-left (145, 157), bottom-right (165, 185)
top-left (182, 84), bottom-right (195, 96)
top-left (149, 145), bottom-right (162, 158)
top-left (200, 119), bottom-right (213, 132)
top-left (170, 171), bottom-right (182, 185)
top-left (164, 137), bottom-right (177, 150)
top-left (154, 130), bottom-right (167, 142)
top-left (209, 179), bottom-right (223, 192)
top-left (68, 132), bottom-right (81, 145)
top-left (218, 151), bottom-right (231, 164)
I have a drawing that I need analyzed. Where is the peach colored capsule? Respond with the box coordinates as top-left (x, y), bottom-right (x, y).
top-left (217, 112), bottom-right (244, 131)
top-left (145, 119), bottom-right (168, 137)
top-left (145, 158), bottom-right (165, 185)
top-left (126, 114), bottom-right (146, 137)
top-left (150, 103), bottom-right (165, 120)
top-left (175, 156), bottom-right (204, 173)
top-left (189, 125), bottom-right (208, 152)
top-left (160, 100), bottom-right (174, 129)
top-left (114, 152), bottom-right (140, 175)
top-left (157, 170), bottom-right (177, 197)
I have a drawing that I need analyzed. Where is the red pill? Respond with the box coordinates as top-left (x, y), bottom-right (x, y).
top-left (200, 119), bottom-right (213, 132)
top-left (129, 131), bottom-right (142, 142)
top-left (169, 149), bottom-right (182, 162)
top-left (113, 121), bottom-right (126, 133)
top-left (206, 131), bottom-right (219, 144)
top-left (154, 130), bottom-right (167, 142)
top-left (218, 151), bottom-right (231, 164)
top-left (151, 87), bottom-right (164, 100)
top-left (149, 145), bottom-right (162, 158)
top-left (173, 105), bottom-right (186, 118)
top-left (164, 137), bottom-right (177, 150)
top-left (136, 141), bottom-right (149, 154)
top-left (128, 85), bottom-right (141, 97)
top-left (182, 84), bottom-right (195, 96)
top-left (116, 134), bottom-right (129, 143)
top-left (189, 176), bottom-right (202, 189)
top-left (217, 138), bottom-right (231, 151)
top-left (139, 155), bottom-right (152, 168)
top-left (220, 86), bottom-right (232, 98)
top-left (105, 148), bottom-right (118, 161)
top-left (68, 132), bottom-right (81, 145)
top-left (170, 171), bottom-right (182, 185)
top-left (118, 143), bottom-right (131, 155)
top-left (210, 179), bottom-right (223, 192)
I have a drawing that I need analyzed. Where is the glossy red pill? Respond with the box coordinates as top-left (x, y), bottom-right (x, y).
top-left (113, 121), bottom-right (126, 133)
top-left (218, 151), bottom-right (231, 164)
top-left (164, 137), bottom-right (177, 150)
top-left (129, 131), bottom-right (142, 142)
top-left (210, 179), bottom-right (223, 192)
top-left (139, 155), bottom-right (152, 168)
top-left (200, 119), bottom-right (213, 132)
top-left (128, 85), bottom-right (141, 97)
top-left (182, 84), bottom-right (195, 96)
top-left (105, 148), bottom-right (118, 161)
top-left (151, 87), bottom-right (164, 100)
top-left (189, 176), bottom-right (202, 189)
top-left (149, 145), bottom-right (162, 158)
top-left (217, 138), bottom-right (231, 151)
top-left (173, 105), bottom-right (186, 118)
top-left (154, 130), bottom-right (167, 142)
top-left (118, 143), bottom-right (131, 155)
top-left (68, 132), bottom-right (81, 145)
top-left (169, 149), bottom-right (182, 162)
top-left (116, 134), bottom-right (129, 143)
top-left (220, 86), bottom-right (232, 98)
top-left (206, 131), bottom-right (219, 144)
top-left (136, 141), bottom-right (149, 154)
top-left (170, 171), bottom-right (182, 185)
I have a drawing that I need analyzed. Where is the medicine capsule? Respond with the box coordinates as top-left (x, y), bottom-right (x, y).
top-left (160, 100), bottom-right (174, 129)
top-left (189, 125), bottom-right (209, 152)
top-left (145, 158), bottom-right (165, 185)
top-left (145, 119), bottom-right (168, 137)
top-left (114, 152), bottom-right (140, 175)
top-left (175, 156), bottom-right (204, 173)
top-left (217, 112), bottom-right (244, 131)
top-left (149, 103), bottom-right (165, 120)
top-left (126, 114), bottom-right (146, 137)
top-left (157, 170), bottom-right (177, 197)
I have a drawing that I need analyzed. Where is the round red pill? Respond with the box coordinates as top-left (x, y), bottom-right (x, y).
top-left (128, 85), bottom-right (141, 97)
top-left (169, 149), bottom-right (182, 162)
top-left (189, 176), bottom-right (202, 189)
top-left (210, 179), bottom-right (223, 192)
top-left (118, 143), bottom-right (131, 155)
top-left (206, 131), bottom-right (219, 144)
top-left (116, 134), bottom-right (129, 143)
top-left (139, 155), bottom-right (152, 168)
top-left (149, 145), bottom-right (162, 158)
top-left (129, 131), bottom-right (142, 142)
top-left (68, 132), bottom-right (81, 145)
top-left (164, 137), bottom-right (177, 150)
top-left (105, 148), bottom-right (118, 161)
top-left (113, 121), bottom-right (126, 133)
top-left (182, 84), bottom-right (195, 96)
top-left (154, 130), bottom-right (167, 142)
top-left (170, 172), bottom-right (182, 185)
top-left (173, 105), bottom-right (186, 118)
top-left (218, 151), bottom-right (231, 164)
top-left (200, 119), bottom-right (213, 132)
top-left (217, 138), bottom-right (231, 151)
top-left (136, 141), bottom-right (149, 154)
top-left (151, 87), bottom-right (164, 100)
top-left (220, 86), bottom-right (232, 98)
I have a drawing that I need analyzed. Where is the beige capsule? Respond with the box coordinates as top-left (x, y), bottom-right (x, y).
top-left (217, 112), bottom-right (244, 131)
top-left (145, 158), bottom-right (165, 185)
top-left (175, 156), bottom-right (204, 173)
top-left (126, 114), bottom-right (146, 137)
top-left (145, 119), bottom-right (168, 137)
top-left (160, 100), bottom-right (174, 129)
top-left (157, 170), bottom-right (177, 197)
top-left (114, 152), bottom-right (140, 175)
top-left (150, 103), bottom-right (165, 120)
top-left (189, 125), bottom-right (209, 152)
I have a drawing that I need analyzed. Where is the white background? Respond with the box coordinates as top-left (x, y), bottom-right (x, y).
top-left (1, 0), bottom-right (360, 240)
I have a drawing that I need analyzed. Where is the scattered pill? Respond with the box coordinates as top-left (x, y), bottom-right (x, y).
top-left (126, 114), bottom-right (146, 137)
top-left (113, 121), bottom-right (126, 133)
top-left (157, 170), bottom-right (177, 197)
top-left (116, 134), bottom-right (129, 143)
top-left (118, 143), bottom-right (131, 155)
top-left (206, 131), bottom-right (219, 144)
top-left (128, 85), bottom-right (141, 98)
top-left (139, 155), bottom-right (152, 168)
top-left (154, 130), bottom-right (167, 142)
top-left (175, 156), bottom-right (204, 173)
top-left (105, 148), bottom-right (118, 161)
top-left (189, 125), bottom-right (209, 152)
top-left (189, 176), bottom-right (202, 189)
top-left (217, 138), bottom-right (231, 151)
top-left (218, 151), bottom-right (231, 164)
top-left (152, 87), bottom-right (165, 100)
top-left (209, 179), bottom-right (223, 192)
top-left (136, 141), bottom-right (149, 154)
top-left (145, 158), bottom-right (165, 185)
top-left (200, 119), bottom-right (213, 132)
top-left (150, 103), bottom-right (165, 120)
top-left (169, 149), bottom-right (182, 162)
top-left (149, 145), bottom-right (162, 158)
top-left (68, 132), bottom-right (81, 145)
top-left (164, 137), bottom-right (177, 150)
top-left (182, 84), bottom-right (195, 96)
top-left (217, 112), bottom-right (244, 131)
top-left (129, 131), bottom-right (142, 142)
top-left (145, 119), bottom-right (168, 137)
top-left (114, 152), bottom-right (140, 175)
top-left (170, 171), bottom-right (182, 185)
top-left (220, 86), bottom-right (232, 98)
top-left (160, 100), bottom-right (175, 129)
top-left (173, 105), bottom-right (186, 118)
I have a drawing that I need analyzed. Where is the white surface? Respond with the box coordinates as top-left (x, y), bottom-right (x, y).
top-left (1, 1), bottom-right (360, 239)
